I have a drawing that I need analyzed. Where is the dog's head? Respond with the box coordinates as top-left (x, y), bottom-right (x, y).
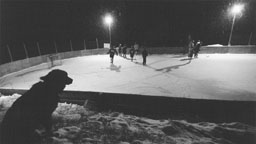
top-left (40, 69), bottom-right (73, 92)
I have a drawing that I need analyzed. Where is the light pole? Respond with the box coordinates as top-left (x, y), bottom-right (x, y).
top-left (104, 14), bottom-right (113, 48)
top-left (228, 3), bottom-right (244, 46)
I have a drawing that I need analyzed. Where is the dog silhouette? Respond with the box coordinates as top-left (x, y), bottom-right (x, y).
top-left (0, 69), bottom-right (72, 144)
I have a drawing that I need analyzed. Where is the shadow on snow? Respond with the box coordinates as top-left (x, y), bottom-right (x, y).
top-left (155, 59), bottom-right (192, 72)
top-left (109, 64), bottom-right (121, 72)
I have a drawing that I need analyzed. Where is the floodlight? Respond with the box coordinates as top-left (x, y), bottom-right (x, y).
top-left (231, 4), bottom-right (244, 15)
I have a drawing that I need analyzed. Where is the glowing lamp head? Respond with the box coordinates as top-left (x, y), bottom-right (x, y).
top-left (104, 15), bottom-right (113, 26)
top-left (231, 4), bottom-right (244, 15)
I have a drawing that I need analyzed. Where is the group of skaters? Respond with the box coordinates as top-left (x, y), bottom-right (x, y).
top-left (107, 39), bottom-right (201, 65)
top-left (187, 40), bottom-right (202, 59)
top-left (117, 43), bottom-right (139, 61)
top-left (107, 43), bottom-right (148, 65)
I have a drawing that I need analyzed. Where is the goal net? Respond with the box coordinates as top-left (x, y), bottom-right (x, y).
top-left (47, 54), bottom-right (62, 68)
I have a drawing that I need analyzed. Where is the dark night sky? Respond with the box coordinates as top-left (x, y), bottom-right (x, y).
top-left (0, 0), bottom-right (255, 62)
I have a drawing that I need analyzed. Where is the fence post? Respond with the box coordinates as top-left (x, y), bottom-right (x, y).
top-left (96, 38), bottom-right (99, 48)
top-left (54, 41), bottom-right (58, 53)
top-left (23, 43), bottom-right (29, 58)
top-left (37, 42), bottom-right (41, 56)
top-left (70, 40), bottom-right (73, 51)
top-left (7, 45), bottom-right (13, 62)
top-left (84, 40), bottom-right (86, 50)
top-left (248, 32), bottom-right (253, 45)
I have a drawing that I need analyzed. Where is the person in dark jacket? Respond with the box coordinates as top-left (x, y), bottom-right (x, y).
top-left (122, 44), bottom-right (127, 58)
top-left (134, 42), bottom-right (139, 60)
top-left (107, 47), bottom-right (118, 63)
top-left (129, 46), bottom-right (135, 61)
top-left (188, 40), bottom-right (194, 59)
top-left (194, 40), bottom-right (201, 58)
top-left (118, 44), bottom-right (122, 56)
top-left (142, 48), bottom-right (148, 65)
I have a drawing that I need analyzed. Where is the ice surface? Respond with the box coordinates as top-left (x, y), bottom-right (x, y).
top-left (1, 54), bottom-right (256, 101)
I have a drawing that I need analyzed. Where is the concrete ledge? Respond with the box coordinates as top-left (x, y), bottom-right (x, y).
top-left (1, 88), bottom-right (255, 126)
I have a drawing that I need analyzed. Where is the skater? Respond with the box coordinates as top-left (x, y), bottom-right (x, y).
top-left (184, 34), bottom-right (192, 55)
top-left (129, 46), bottom-right (135, 61)
top-left (122, 44), bottom-right (127, 58)
top-left (134, 42), bottom-right (139, 60)
top-left (188, 40), bottom-right (194, 59)
top-left (107, 46), bottom-right (118, 63)
top-left (194, 40), bottom-right (201, 58)
top-left (142, 48), bottom-right (148, 65)
top-left (118, 44), bottom-right (122, 56)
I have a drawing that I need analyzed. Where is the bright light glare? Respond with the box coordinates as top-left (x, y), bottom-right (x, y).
top-left (104, 15), bottom-right (113, 26)
top-left (231, 4), bottom-right (244, 15)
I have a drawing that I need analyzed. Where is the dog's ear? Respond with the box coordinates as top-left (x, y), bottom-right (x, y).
top-left (40, 69), bottom-right (72, 85)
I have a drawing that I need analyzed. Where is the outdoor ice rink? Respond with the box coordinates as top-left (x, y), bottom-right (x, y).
top-left (1, 54), bottom-right (256, 101)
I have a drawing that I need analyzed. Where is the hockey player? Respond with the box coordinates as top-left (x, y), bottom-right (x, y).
top-left (134, 42), bottom-right (139, 60)
top-left (194, 40), bottom-right (201, 58)
top-left (129, 46), bottom-right (135, 61)
top-left (122, 44), bottom-right (127, 58)
top-left (118, 44), bottom-right (122, 56)
top-left (188, 40), bottom-right (194, 59)
top-left (107, 47), bottom-right (118, 63)
top-left (142, 48), bottom-right (148, 65)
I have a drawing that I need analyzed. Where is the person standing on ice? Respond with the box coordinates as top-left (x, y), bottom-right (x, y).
top-left (107, 46), bottom-right (118, 63)
top-left (193, 40), bottom-right (201, 58)
top-left (129, 46), bottom-right (136, 61)
top-left (122, 44), bottom-right (127, 58)
top-left (134, 42), bottom-right (139, 60)
top-left (188, 40), bottom-right (194, 59)
top-left (118, 43), bottom-right (122, 56)
top-left (142, 48), bottom-right (148, 65)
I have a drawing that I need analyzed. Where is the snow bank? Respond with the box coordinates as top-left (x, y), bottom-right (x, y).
top-left (0, 94), bottom-right (255, 144)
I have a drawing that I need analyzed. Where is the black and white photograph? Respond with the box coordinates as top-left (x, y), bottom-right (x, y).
top-left (0, 0), bottom-right (256, 143)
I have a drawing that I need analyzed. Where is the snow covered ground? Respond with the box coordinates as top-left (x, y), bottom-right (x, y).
top-left (1, 54), bottom-right (256, 101)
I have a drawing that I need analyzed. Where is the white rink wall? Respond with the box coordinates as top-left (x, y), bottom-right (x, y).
top-left (0, 49), bottom-right (109, 77)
